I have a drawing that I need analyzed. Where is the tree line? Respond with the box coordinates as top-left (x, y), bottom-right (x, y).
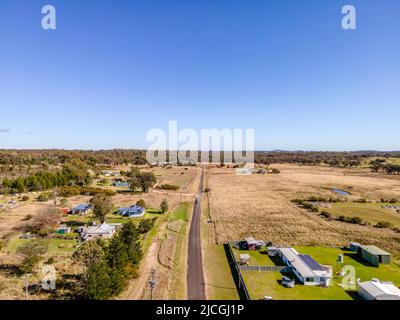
top-left (0, 159), bottom-right (92, 194)
top-left (370, 159), bottom-right (400, 175)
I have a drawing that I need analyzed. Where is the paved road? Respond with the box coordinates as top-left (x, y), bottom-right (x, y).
top-left (187, 168), bottom-right (206, 300)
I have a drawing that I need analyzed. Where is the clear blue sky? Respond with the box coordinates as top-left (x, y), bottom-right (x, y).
top-left (0, 0), bottom-right (399, 151)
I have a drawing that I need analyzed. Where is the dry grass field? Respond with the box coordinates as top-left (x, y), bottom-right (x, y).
top-left (206, 164), bottom-right (400, 260)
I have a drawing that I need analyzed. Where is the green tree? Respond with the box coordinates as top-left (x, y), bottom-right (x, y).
top-left (136, 199), bottom-right (145, 208)
top-left (160, 198), bottom-right (169, 213)
top-left (106, 235), bottom-right (129, 295)
top-left (18, 240), bottom-right (48, 273)
top-left (74, 240), bottom-right (111, 300)
top-left (120, 221), bottom-right (143, 265)
top-left (138, 219), bottom-right (154, 234)
top-left (90, 194), bottom-right (113, 223)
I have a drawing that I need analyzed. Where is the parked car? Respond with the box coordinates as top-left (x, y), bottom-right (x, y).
top-left (281, 276), bottom-right (295, 288)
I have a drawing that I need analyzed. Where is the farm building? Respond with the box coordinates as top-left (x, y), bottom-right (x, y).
top-left (244, 237), bottom-right (257, 250)
top-left (82, 223), bottom-right (116, 240)
top-left (278, 247), bottom-right (332, 286)
top-left (357, 279), bottom-right (400, 300)
top-left (118, 205), bottom-right (145, 218)
top-left (352, 244), bottom-right (391, 267)
top-left (70, 204), bottom-right (93, 215)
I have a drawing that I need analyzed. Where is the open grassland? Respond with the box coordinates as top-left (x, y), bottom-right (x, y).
top-left (325, 202), bottom-right (400, 226)
top-left (240, 246), bottom-right (400, 300)
top-left (145, 167), bottom-right (199, 193)
top-left (207, 164), bottom-right (400, 261)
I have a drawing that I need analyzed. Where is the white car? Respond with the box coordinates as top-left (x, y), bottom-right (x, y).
top-left (281, 276), bottom-right (295, 288)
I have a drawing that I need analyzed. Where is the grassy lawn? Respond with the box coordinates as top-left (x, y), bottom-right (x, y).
top-left (231, 248), bottom-right (275, 266)
top-left (240, 246), bottom-right (400, 300)
top-left (242, 271), bottom-right (352, 300)
top-left (6, 238), bottom-right (79, 254)
top-left (203, 245), bottom-right (240, 300)
top-left (168, 202), bottom-right (191, 299)
top-left (295, 246), bottom-right (400, 285)
top-left (169, 203), bottom-right (188, 221)
top-left (325, 202), bottom-right (400, 226)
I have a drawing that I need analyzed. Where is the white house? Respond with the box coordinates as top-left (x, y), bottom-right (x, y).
top-left (118, 205), bottom-right (145, 218)
top-left (277, 247), bottom-right (332, 286)
top-left (82, 223), bottom-right (116, 240)
top-left (357, 279), bottom-right (400, 300)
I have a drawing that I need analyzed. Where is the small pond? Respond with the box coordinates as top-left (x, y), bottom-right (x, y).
top-left (331, 189), bottom-right (350, 196)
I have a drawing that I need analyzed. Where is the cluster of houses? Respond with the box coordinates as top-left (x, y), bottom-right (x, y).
top-left (238, 237), bottom-right (400, 300)
top-left (58, 203), bottom-right (146, 241)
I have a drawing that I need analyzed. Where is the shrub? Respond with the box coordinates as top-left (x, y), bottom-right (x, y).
top-left (37, 193), bottom-right (49, 202)
top-left (160, 199), bottom-right (169, 213)
top-left (136, 199), bottom-right (146, 208)
top-left (59, 186), bottom-right (116, 197)
top-left (389, 198), bottom-right (398, 204)
top-left (21, 195), bottom-right (30, 201)
top-left (157, 184), bottom-right (179, 191)
top-left (271, 168), bottom-right (280, 174)
top-left (60, 198), bottom-right (69, 207)
top-left (138, 218), bottom-right (155, 234)
top-left (351, 216), bottom-right (363, 224)
top-left (320, 211), bottom-right (331, 219)
top-left (338, 215), bottom-right (363, 224)
top-left (375, 221), bottom-right (393, 229)
top-left (356, 198), bottom-right (368, 203)
top-left (259, 246), bottom-right (268, 254)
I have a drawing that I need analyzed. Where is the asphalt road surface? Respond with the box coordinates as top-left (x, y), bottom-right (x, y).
top-left (187, 168), bottom-right (206, 300)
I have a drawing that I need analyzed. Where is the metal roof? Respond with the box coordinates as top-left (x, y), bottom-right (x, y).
top-left (358, 280), bottom-right (400, 300)
top-left (360, 245), bottom-right (390, 256)
top-left (245, 237), bottom-right (257, 245)
top-left (73, 204), bottom-right (91, 210)
top-left (279, 247), bottom-right (328, 278)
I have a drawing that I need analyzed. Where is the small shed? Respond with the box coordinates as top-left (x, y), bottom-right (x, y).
top-left (349, 242), bottom-right (361, 252)
top-left (245, 237), bottom-right (257, 250)
top-left (56, 226), bottom-right (71, 235)
top-left (239, 254), bottom-right (251, 265)
top-left (357, 245), bottom-right (391, 267)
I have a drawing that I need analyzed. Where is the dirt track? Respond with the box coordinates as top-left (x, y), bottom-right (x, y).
top-left (187, 168), bottom-right (206, 300)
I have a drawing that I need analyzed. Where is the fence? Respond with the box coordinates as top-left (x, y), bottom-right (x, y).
top-left (226, 241), bottom-right (251, 300)
top-left (238, 265), bottom-right (289, 272)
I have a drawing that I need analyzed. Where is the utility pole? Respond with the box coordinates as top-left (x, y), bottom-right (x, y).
top-left (148, 268), bottom-right (157, 300)
top-left (23, 273), bottom-right (32, 300)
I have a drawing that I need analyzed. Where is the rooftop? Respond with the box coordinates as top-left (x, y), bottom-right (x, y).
top-left (358, 280), bottom-right (400, 300)
top-left (360, 245), bottom-right (390, 256)
top-left (73, 204), bottom-right (91, 210)
top-left (279, 247), bottom-right (327, 278)
top-left (85, 223), bottom-right (115, 235)
top-left (245, 237), bottom-right (257, 245)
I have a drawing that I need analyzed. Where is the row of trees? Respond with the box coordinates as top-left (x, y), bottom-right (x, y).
top-left (370, 159), bottom-right (400, 175)
top-left (0, 149), bottom-right (148, 166)
top-left (0, 159), bottom-right (92, 194)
